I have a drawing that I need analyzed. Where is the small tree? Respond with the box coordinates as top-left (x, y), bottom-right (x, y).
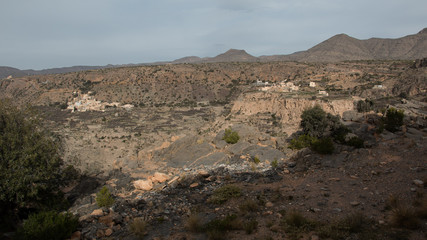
top-left (356, 99), bottom-right (374, 113)
top-left (96, 186), bottom-right (115, 208)
top-left (300, 105), bottom-right (341, 138)
top-left (0, 100), bottom-right (73, 216)
top-left (311, 137), bottom-right (335, 154)
top-left (384, 108), bottom-right (404, 132)
top-left (17, 211), bottom-right (78, 240)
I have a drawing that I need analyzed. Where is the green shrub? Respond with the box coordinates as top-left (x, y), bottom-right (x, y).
top-left (186, 214), bottom-right (203, 232)
top-left (356, 99), bottom-right (374, 113)
top-left (208, 185), bottom-right (242, 204)
top-left (271, 159), bottom-right (279, 169)
top-left (222, 128), bottom-right (240, 144)
top-left (284, 211), bottom-right (311, 228)
top-left (331, 125), bottom-right (351, 144)
top-left (129, 217), bottom-right (148, 239)
top-left (300, 105), bottom-right (341, 138)
top-left (17, 211), bottom-right (78, 240)
top-left (243, 219), bottom-right (258, 234)
top-left (96, 186), bottom-right (115, 208)
top-left (346, 136), bottom-right (364, 148)
top-left (0, 100), bottom-right (76, 216)
top-left (239, 199), bottom-right (259, 213)
top-left (384, 108), bottom-right (404, 132)
top-left (282, 210), bottom-right (316, 239)
top-left (204, 214), bottom-right (242, 238)
top-left (253, 156), bottom-right (260, 164)
top-left (311, 137), bottom-right (334, 154)
top-left (288, 134), bottom-right (316, 150)
top-left (318, 212), bottom-right (372, 239)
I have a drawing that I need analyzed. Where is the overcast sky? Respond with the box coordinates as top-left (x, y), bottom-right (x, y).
top-left (1, 0), bottom-right (426, 70)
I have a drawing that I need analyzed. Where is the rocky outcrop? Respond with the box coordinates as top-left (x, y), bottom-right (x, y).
top-left (231, 92), bottom-right (355, 135)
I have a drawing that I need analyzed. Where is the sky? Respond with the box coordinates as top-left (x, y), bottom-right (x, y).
top-left (0, 0), bottom-right (426, 70)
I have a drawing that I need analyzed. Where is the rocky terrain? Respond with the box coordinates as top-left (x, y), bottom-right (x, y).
top-left (1, 57), bottom-right (426, 239)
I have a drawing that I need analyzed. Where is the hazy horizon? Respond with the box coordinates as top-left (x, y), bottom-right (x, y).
top-left (1, 0), bottom-right (426, 70)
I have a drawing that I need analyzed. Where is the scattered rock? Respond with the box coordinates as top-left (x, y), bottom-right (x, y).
top-left (134, 179), bottom-right (153, 191)
top-left (350, 201), bottom-right (360, 207)
top-left (105, 228), bottom-right (113, 237)
top-left (152, 172), bottom-right (169, 183)
top-left (90, 209), bottom-right (104, 216)
top-left (198, 170), bottom-right (210, 178)
top-left (413, 179), bottom-right (424, 187)
top-left (167, 176), bottom-right (180, 185)
top-left (189, 182), bottom-right (199, 188)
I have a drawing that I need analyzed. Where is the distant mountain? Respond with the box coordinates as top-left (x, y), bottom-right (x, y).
top-left (172, 56), bottom-right (203, 64)
top-left (173, 49), bottom-right (257, 64)
top-left (261, 28), bottom-right (427, 62)
top-left (0, 66), bottom-right (29, 78)
top-left (1, 29), bottom-right (426, 78)
top-left (0, 65), bottom-right (108, 79)
top-left (206, 49), bottom-right (257, 62)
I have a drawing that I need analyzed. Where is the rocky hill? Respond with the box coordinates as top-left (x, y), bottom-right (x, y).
top-left (173, 49), bottom-right (258, 64)
top-left (262, 28), bottom-right (427, 62)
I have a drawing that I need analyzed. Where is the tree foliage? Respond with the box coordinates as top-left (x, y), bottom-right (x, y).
top-left (356, 99), bottom-right (374, 113)
top-left (384, 107), bottom-right (404, 133)
top-left (300, 105), bottom-right (341, 138)
top-left (222, 128), bottom-right (240, 144)
top-left (16, 211), bottom-right (78, 240)
top-left (0, 100), bottom-right (71, 213)
top-left (96, 186), bottom-right (115, 208)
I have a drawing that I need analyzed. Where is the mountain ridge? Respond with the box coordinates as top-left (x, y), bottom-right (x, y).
top-left (1, 28), bottom-right (426, 78)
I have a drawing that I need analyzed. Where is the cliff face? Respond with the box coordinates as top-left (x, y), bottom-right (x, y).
top-left (231, 92), bottom-right (354, 135)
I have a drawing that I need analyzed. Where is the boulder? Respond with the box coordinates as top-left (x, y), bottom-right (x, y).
top-left (133, 179), bottom-right (153, 191)
top-left (151, 172), bottom-right (169, 183)
top-left (90, 209), bottom-right (104, 216)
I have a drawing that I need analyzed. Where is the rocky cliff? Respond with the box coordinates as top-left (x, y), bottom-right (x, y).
top-left (231, 92), bottom-right (355, 135)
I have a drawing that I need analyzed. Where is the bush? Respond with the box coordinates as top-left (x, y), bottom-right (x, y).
top-left (288, 134), bottom-right (316, 150)
top-left (346, 136), bottom-right (364, 148)
top-left (356, 99), bottom-right (374, 113)
top-left (243, 219), bottom-right (258, 234)
top-left (222, 128), bottom-right (240, 144)
top-left (271, 159), bottom-right (279, 169)
top-left (208, 185), bottom-right (242, 204)
top-left (96, 186), bottom-right (115, 208)
top-left (204, 214), bottom-right (242, 238)
top-left (129, 217), bottom-right (148, 239)
top-left (300, 105), bottom-right (341, 138)
top-left (0, 100), bottom-right (75, 216)
top-left (383, 107), bottom-right (404, 132)
top-left (253, 156), bottom-right (260, 164)
top-left (331, 125), bottom-right (351, 144)
top-left (311, 137), bottom-right (334, 154)
top-left (17, 211), bottom-right (78, 240)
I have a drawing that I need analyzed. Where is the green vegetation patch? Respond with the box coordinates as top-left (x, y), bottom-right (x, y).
top-left (208, 185), bottom-right (242, 204)
top-left (222, 128), bottom-right (240, 144)
top-left (96, 186), bottom-right (115, 208)
top-left (17, 211), bottom-right (78, 240)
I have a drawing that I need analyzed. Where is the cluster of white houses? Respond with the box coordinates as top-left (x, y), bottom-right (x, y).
top-left (256, 80), bottom-right (328, 96)
top-left (67, 92), bottom-right (134, 112)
